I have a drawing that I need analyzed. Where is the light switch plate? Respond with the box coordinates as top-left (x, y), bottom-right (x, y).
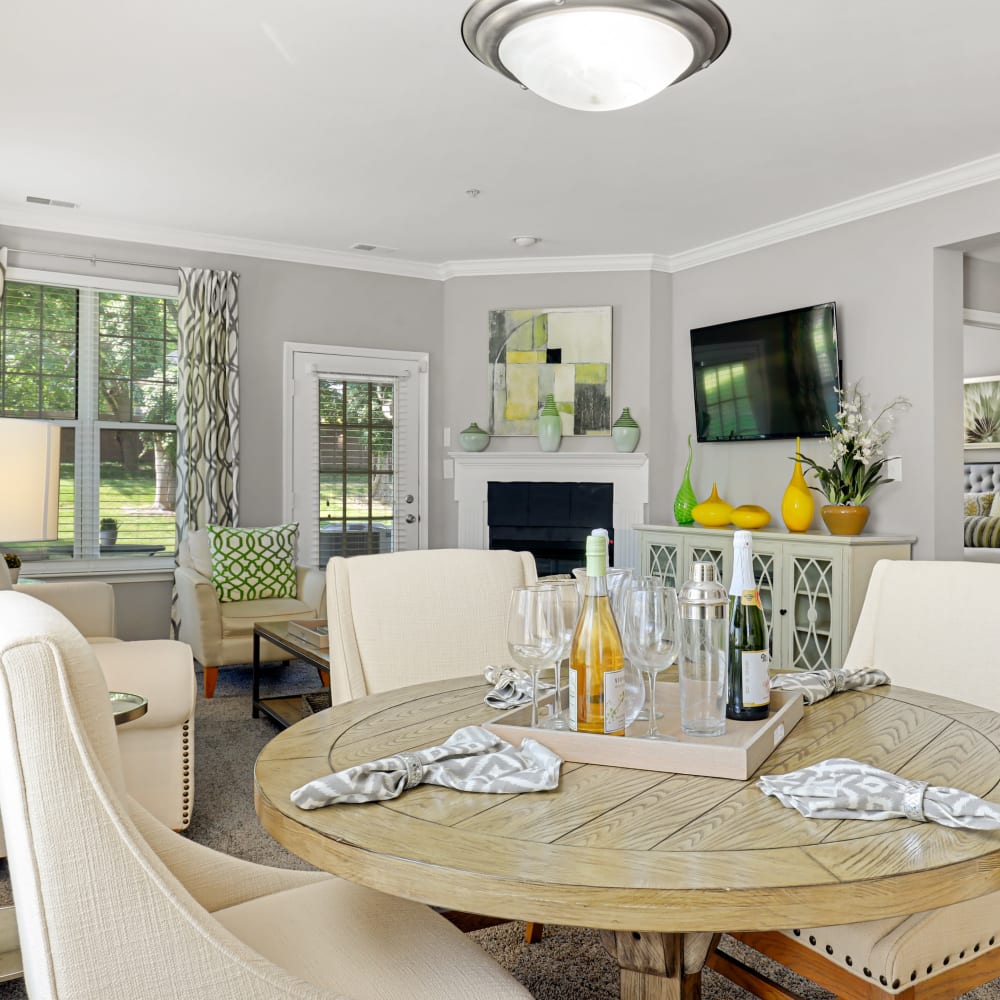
top-left (442, 458), bottom-right (454, 480)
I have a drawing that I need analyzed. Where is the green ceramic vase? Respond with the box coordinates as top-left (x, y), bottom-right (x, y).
top-left (612, 407), bottom-right (641, 453)
top-left (537, 393), bottom-right (562, 452)
top-left (673, 434), bottom-right (698, 525)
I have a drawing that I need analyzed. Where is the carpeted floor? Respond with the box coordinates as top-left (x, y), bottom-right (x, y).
top-left (3, 658), bottom-right (1000, 999)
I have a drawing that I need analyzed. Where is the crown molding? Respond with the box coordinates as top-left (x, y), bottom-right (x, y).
top-left (4, 151), bottom-right (1000, 281)
top-left (439, 253), bottom-right (668, 278)
top-left (667, 151), bottom-right (1000, 272)
top-left (0, 204), bottom-right (441, 281)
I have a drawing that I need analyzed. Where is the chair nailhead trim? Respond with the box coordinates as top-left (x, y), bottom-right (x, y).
top-left (845, 956), bottom-right (853, 967)
top-left (892, 979), bottom-right (900, 989)
top-left (863, 967), bottom-right (872, 978)
top-left (825, 945), bottom-right (833, 955)
top-left (880, 975), bottom-right (888, 986)
top-left (808, 935), bottom-right (816, 946)
top-left (792, 929), bottom-right (801, 936)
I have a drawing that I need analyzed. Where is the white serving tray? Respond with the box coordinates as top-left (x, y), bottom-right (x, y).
top-left (485, 682), bottom-right (803, 781)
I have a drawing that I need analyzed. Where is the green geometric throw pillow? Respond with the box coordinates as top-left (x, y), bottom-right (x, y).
top-left (207, 523), bottom-right (298, 603)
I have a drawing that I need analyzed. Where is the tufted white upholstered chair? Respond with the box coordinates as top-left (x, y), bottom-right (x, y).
top-left (0, 591), bottom-right (531, 1000)
top-left (711, 559), bottom-right (1000, 999)
top-left (174, 527), bottom-right (327, 698)
top-left (4, 581), bottom-right (195, 837)
top-left (325, 548), bottom-right (537, 706)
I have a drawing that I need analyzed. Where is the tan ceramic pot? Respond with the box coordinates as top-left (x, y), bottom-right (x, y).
top-left (820, 504), bottom-right (870, 536)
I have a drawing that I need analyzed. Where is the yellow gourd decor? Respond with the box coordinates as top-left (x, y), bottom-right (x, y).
top-left (731, 504), bottom-right (771, 529)
top-left (691, 483), bottom-right (733, 527)
top-left (781, 437), bottom-right (814, 532)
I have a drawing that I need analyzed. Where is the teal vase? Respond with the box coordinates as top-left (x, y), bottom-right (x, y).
top-left (673, 435), bottom-right (698, 525)
top-left (611, 407), bottom-right (641, 453)
top-left (537, 393), bottom-right (562, 452)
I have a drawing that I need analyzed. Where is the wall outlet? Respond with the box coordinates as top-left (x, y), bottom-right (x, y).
top-left (886, 456), bottom-right (902, 482)
top-left (442, 458), bottom-right (454, 480)
top-left (443, 427), bottom-right (451, 447)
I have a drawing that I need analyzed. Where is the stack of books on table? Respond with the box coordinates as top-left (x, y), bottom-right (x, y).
top-left (287, 618), bottom-right (329, 649)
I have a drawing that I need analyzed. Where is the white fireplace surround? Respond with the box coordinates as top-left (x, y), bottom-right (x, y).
top-left (449, 451), bottom-right (649, 571)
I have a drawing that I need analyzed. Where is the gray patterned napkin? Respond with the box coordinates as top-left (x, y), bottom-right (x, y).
top-left (483, 664), bottom-right (553, 709)
top-left (770, 667), bottom-right (890, 705)
top-left (291, 724), bottom-right (562, 808)
top-left (758, 757), bottom-right (1000, 829)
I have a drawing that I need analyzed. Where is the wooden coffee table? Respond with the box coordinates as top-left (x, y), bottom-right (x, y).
top-left (252, 621), bottom-right (330, 728)
top-left (255, 676), bottom-right (1000, 999)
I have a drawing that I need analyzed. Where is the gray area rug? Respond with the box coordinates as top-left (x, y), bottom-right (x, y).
top-left (2, 658), bottom-right (999, 999)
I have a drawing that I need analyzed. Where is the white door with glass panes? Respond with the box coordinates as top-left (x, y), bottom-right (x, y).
top-left (286, 345), bottom-right (427, 569)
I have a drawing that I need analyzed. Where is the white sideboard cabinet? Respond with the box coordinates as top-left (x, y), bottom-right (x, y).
top-left (637, 524), bottom-right (915, 673)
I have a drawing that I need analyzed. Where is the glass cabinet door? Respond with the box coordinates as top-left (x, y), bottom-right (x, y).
top-left (643, 537), bottom-right (682, 588)
top-left (782, 550), bottom-right (843, 671)
top-left (750, 541), bottom-right (780, 660)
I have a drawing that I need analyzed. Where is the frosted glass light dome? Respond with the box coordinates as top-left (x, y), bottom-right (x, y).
top-left (462, 0), bottom-right (730, 113)
top-left (499, 9), bottom-right (695, 111)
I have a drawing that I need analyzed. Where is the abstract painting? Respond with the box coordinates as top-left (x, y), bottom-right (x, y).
top-left (488, 306), bottom-right (612, 436)
top-left (964, 376), bottom-right (1000, 448)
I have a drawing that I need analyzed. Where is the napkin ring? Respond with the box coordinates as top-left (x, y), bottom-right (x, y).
top-left (902, 780), bottom-right (929, 822)
top-left (398, 752), bottom-right (425, 790)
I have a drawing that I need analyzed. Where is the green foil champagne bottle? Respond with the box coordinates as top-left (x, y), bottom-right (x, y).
top-left (726, 530), bottom-right (770, 721)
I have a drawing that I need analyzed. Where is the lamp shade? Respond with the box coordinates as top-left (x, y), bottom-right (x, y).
top-left (499, 9), bottom-right (694, 111)
top-left (462, 0), bottom-right (730, 112)
top-left (0, 418), bottom-right (61, 541)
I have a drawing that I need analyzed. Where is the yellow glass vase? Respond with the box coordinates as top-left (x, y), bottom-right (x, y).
top-left (781, 437), bottom-right (814, 532)
top-left (691, 482), bottom-right (733, 527)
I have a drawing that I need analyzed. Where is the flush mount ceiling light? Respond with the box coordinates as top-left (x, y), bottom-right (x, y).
top-left (461, 0), bottom-right (730, 112)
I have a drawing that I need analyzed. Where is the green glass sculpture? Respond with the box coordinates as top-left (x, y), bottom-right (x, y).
top-left (673, 434), bottom-right (698, 525)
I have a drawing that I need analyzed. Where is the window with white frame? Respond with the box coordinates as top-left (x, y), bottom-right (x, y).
top-left (0, 270), bottom-right (179, 565)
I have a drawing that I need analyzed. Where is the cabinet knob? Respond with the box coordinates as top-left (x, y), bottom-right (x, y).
top-left (779, 608), bottom-right (788, 616)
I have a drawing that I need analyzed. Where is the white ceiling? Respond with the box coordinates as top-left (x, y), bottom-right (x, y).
top-left (4, 0), bottom-right (1000, 274)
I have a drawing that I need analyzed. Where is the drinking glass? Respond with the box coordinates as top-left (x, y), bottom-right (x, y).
top-left (621, 586), bottom-right (681, 740)
top-left (538, 580), bottom-right (580, 731)
top-left (629, 575), bottom-right (665, 722)
top-left (506, 585), bottom-right (562, 729)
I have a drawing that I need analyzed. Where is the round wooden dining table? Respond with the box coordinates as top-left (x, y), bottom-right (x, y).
top-left (254, 676), bottom-right (1000, 999)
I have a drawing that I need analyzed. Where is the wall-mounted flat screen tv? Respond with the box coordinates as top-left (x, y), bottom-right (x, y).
top-left (690, 302), bottom-right (841, 443)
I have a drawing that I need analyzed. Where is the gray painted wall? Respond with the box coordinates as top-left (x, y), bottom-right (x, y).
top-left (6, 173), bottom-right (1000, 634)
top-left (965, 256), bottom-right (1000, 313)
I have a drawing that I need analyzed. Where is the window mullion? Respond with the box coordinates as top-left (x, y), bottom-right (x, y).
top-left (77, 288), bottom-right (100, 558)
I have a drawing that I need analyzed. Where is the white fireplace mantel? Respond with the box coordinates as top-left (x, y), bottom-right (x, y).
top-left (449, 451), bottom-right (649, 570)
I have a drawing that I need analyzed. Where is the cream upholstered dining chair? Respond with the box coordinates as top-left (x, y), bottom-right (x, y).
top-left (0, 591), bottom-right (531, 1000)
top-left (711, 559), bottom-right (1000, 1000)
top-left (325, 547), bottom-right (543, 942)
top-left (325, 547), bottom-right (537, 706)
top-left (174, 526), bottom-right (327, 698)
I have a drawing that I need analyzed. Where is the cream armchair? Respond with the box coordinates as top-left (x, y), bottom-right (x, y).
top-left (0, 592), bottom-right (531, 1000)
top-left (325, 548), bottom-right (537, 705)
top-left (714, 559), bottom-right (1000, 999)
top-left (174, 528), bottom-right (326, 697)
top-left (13, 581), bottom-right (195, 832)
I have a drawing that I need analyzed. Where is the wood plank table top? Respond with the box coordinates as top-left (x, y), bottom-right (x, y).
top-left (254, 676), bottom-right (1000, 998)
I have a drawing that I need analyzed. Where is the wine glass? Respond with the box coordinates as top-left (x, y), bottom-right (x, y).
top-left (506, 585), bottom-right (562, 729)
top-left (622, 585), bottom-right (680, 740)
top-left (538, 580), bottom-right (580, 731)
top-left (627, 575), bottom-right (666, 722)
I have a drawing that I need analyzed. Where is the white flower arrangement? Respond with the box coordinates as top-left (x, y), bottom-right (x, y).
top-left (798, 383), bottom-right (910, 506)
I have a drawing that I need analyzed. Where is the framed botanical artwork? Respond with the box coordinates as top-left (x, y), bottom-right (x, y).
top-left (488, 305), bottom-right (612, 436)
top-left (964, 375), bottom-right (1000, 448)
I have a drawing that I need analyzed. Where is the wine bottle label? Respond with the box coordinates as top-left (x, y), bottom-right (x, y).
top-left (568, 668), bottom-right (579, 732)
top-left (603, 668), bottom-right (626, 734)
top-left (741, 588), bottom-right (761, 607)
top-left (741, 650), bottom-right (770, 707)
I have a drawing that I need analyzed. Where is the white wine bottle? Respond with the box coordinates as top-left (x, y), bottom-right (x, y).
top-left (727, 530), bottom-right (770, 721)
top-left (569, 530), bottom-right (626, 735)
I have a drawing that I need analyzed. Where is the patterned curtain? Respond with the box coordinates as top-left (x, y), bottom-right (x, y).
top-left (175, 267), bottom-right (240, 538)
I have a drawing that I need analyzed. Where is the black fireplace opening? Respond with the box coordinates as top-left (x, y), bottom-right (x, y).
top-left (487, 481), bottom-right (614, 576)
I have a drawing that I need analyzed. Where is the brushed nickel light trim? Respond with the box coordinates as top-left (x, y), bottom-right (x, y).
top-left (461, 0), bottom-right (730, 111)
